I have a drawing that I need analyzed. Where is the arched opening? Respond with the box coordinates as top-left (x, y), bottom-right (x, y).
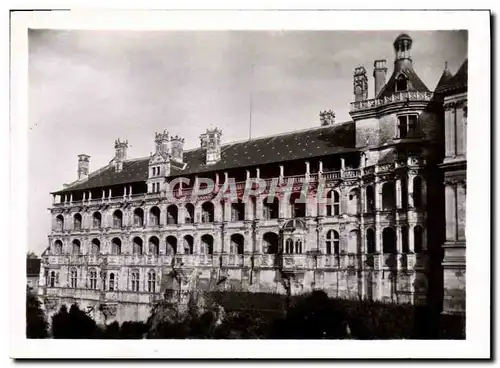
top-left (166, 236), bottom-right (178, 255)
top-left (147, 270), bottom-right (156, 293)
top-left (53, 240), bottom-right (63, 255)
top-left (73, 213), bottom-right (82, 230)
top-left (89, 269), bottom-right (97, 289)
top-left (414, 225), bottom-right (424, 253)
top-left (401, 226), bottom-right (409, 253)
top-left (230, 234), bottom-right (244, 254)
top-left (109, 272), bottom-right (115, 291)
top-left (201, 202), bottom-right (214, 223)
top-left (183, 235), bottom-right (194, 254)
top-left (326, 230), bottom-right (340, 255)
top-left (382, 227), bottom-right (397, 254)
top-left (91, 239), bottom-right (100, 254)
top-left (49, 271), bottom-right (56, 287)
top-left (263, 232), bottom-right (279, 254)
top-left (263, 196), bottom-right (279, 219)
top-left (185, 203), bottom-right (195, 224)
top-left (327, 190), bottom-right (340, 216)
top-left (295, 239), bottom-right (302, 254)
top-left (149, 236), bottom-right (160, 255)
top-left (285, 238), bottom-right (294, 254)
top-left (133, 237), bottom-right (143, 255)
top-left (348, 188), bottom-right (360, 215)
top-left (167, 205), bottom-right (178, 225)
top-left (111, 238), bottom-right (121, 255)
top-left (55, 215), bottom-right (64, 232)
top-left (150, 206), bottom-right (161, 226)
top-left (366, 228), bottom-right (376, 254)
top-left (200, 234), bottom-right (214, 255)
top-left (366, 185), bottom-right (375, 213)
top-left (231, 199), bottom-right (245, 221)
top-left (400, 175), bottom-right (408, 209)
top-left (92, 212), bottom-right (102, 229)
top-left (382, 182), bottom-right (396, 210)
top-left (112, 210), bottom-right (123, 228)
top-left (131, 269), bottom-right (140, 292)
top-left (133, 208), bottom-right (144, 227)
top-left (413, 176), bottom-right (423, 208)
top-left (290, 192), bottom-right (306, 218)
top-left (70, 268), bottom-right (77, 288)
top-left (71, 239), bottom-right (81, 254)
top-left (395, 74), bottom-right (408, 91)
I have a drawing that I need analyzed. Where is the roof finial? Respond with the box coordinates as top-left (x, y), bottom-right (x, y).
top-left (445, 61), bottom-right (449, 70)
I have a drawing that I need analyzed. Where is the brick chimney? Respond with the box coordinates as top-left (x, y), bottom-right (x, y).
top-left (77, 154), bottom-right (90, 180)
top-left (373, 59), bottom-right (387, 98)
top-left (200, 128), bottom-right (222, 165)
top-left (113, 138), bottom-right (128, 172)
top-left (170, 135), bottom-right (185, 163)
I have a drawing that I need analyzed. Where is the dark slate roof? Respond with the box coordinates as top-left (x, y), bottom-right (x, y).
top-left (435, 59), bottom-right (468, 94)
top-left (54, 122), bottom-right (357, 194)
top-left (27, 258), bottom-right (41, 277)
top-left (376, 67), bottom-right (430, 99)
top-left (435, 67), bottom-right (454, 92)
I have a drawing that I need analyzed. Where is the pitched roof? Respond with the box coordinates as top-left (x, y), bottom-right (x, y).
top-left (376, 67), bottom-right (430, 99)
top-left (27, 258), bottom-right (41, 277)
top-left (54, 122), bottom-right (357, 194)
top-left (435, 59), bottom-right (468, 94)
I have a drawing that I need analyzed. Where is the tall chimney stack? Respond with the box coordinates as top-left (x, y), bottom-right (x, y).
top-left (373, 59), bottom-right (387, 98)
top-left (113, 138), bottom-right (128, 172)
top-left (77, 154), bottom-right (90, 181)
top-left (353, 67), bottom-right (368, 102)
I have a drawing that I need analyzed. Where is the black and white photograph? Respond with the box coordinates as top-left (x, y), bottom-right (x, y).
top-left (9, 8), bottom-right (490, 360)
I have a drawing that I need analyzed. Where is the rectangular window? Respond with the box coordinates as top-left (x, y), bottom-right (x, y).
top-left (397, 115), bottom-right (419, 139)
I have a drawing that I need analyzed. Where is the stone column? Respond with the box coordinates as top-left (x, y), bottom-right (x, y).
top-left (445, 184), bottom-right (457, 241)
top-left (279, 165), bottom-right (284, 182)
top-left (450, 107), bottom-right (456, 156)
top-left (374, 177), bottom-right (381, 211)
top-left (457, 182), bottom-right (466, 241)
top-left (408, 225), bottom-right (415, 253)
top-left (395, 177), bottom-right (402, 209)
top-left (255, 196), bottom-right (263, 221)
top-left (407, 171), bottom-right (415, 208)
top-left (256, 167), bottom-right (260, 179)
top-left (305, 161), bottom-right (310, 180)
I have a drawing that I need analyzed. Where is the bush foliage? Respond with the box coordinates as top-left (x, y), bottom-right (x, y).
top-left (34, 290), bottom-right (465, 339)
top-left (26, 287), bottom-right (48, 338)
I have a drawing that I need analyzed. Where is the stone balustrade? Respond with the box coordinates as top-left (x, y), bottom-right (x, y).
top-left (350, 91), bottom-right (434, 112)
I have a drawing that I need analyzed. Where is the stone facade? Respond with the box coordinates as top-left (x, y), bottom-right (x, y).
top-left (441, 92), bottom-right (467, 315)
top-left (38, 33), bottom-right (467, 323)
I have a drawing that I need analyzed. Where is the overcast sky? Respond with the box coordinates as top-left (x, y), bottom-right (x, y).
top-left (28, 30), bottom-right (467, 254)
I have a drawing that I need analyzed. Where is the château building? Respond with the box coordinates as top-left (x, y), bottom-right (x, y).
top-left (39, 33), bottom-right (467, 323)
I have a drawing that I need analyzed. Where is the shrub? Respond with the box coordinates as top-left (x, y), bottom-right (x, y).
top-left (26, 287), bottom-right (48, 338)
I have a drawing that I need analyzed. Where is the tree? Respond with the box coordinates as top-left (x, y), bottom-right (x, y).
top-left (26, 286), bottom-right (48, 338)
top-left (52, 303), bottom-right (99, 338)
top-left (27, 251), bottom-right (39, 259)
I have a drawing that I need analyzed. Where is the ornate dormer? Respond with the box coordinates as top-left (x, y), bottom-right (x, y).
top-left (200, 128), bottom-right (222, 165)
top-left (170, 135), bottom-right (185, 163)
top-left (147, 131), bottom-right (171, 193)
top-left (111, 139), bottom-right (128, 172)
top-left (353, 67), bottom-right (368, 102)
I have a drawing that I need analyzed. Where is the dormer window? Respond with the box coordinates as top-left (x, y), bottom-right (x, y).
top-left (397, 114), bottom-right (419, 139)
top-left (395, 74), bottom-right (408, 91)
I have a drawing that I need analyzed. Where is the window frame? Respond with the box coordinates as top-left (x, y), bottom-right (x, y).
top-left (396, 113), bottom-right (420, 139)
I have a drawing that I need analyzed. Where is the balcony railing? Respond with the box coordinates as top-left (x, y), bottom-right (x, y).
top-left (350, 91), bottom-right (434, 112)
